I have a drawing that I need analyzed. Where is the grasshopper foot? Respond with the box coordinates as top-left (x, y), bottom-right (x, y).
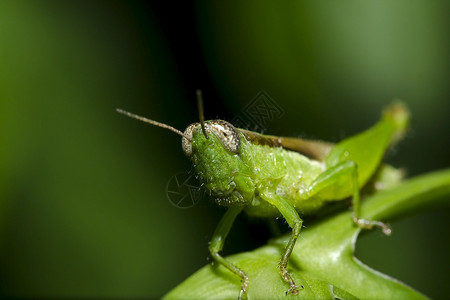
top-left (237, 275), bottom-right (249, 300)
top-left (281, 268), bottom-right (303, 296)
top-left (285, 284), bottom-right (303, 296)
top-left (353, 217), bottom-right (392, 236)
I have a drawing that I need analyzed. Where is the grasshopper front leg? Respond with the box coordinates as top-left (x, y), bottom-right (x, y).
top-left (259, 187), bottom-right (304, 295)
top-left (209, 206), bottom-right (248, 299)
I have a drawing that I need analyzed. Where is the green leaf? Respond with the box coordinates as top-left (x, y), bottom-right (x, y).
top-left (164, 169), bottom-right (450, 299)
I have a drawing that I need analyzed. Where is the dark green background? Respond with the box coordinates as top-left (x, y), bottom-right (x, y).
top-left (1, 1), bottom-right (449, 298)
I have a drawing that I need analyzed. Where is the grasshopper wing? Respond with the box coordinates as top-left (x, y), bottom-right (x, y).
top-left (240, 129), bottom-right (334, 162)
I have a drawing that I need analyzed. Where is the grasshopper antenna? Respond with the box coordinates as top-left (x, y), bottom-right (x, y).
top-left (196, 90), bottom-right (209, 139)
top-left (116, 108), bottom-right (191, 141)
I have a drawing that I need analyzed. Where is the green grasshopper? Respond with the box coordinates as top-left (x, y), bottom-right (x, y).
top-left (117, 91), bottom-right (409, 299)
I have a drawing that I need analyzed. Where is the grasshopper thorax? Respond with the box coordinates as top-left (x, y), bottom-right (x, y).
top-left (182, 120), bottom-right (241, 157)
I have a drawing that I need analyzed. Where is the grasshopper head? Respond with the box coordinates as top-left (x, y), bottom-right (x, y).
top-left (182, 120), bottom-right (255, 206)
top-left (116, 91), bottom-right (255, 207)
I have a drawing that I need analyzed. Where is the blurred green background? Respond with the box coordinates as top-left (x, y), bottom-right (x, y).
top-left (1, 1), bottom-right (449, 298)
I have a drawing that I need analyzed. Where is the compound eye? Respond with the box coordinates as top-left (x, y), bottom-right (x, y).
top-left (182, 123), bottom-right (199, 157)
top-left (207, 120), bottom-right (241, 154)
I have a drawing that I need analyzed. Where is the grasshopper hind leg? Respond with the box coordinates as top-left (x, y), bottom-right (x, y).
top-left (349, 162), bottom-right (392, 235)
top-left (352, 217), bottom-right (392, 235)
top-left (307, 160), bottom-right (391, 235)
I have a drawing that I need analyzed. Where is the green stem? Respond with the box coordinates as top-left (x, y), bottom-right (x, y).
top-left (165, 169), bottom-right (450, 300)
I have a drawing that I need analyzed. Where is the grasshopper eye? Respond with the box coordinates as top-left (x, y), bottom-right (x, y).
top-left (207, 120), bottom-right (241, 154)
top-left (182, 120), bottom-right (241, 157)
top-left (182, 123), bottom-right (199, 157)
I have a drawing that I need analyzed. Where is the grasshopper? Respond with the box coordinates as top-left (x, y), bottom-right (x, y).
top-left (117, 91), bottom-right (409, 299)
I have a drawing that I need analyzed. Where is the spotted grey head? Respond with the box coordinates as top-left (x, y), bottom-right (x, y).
top-left (181, 120), bottom-right (240, 157)
top-left (116, 90), bottom-right (252, 205)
